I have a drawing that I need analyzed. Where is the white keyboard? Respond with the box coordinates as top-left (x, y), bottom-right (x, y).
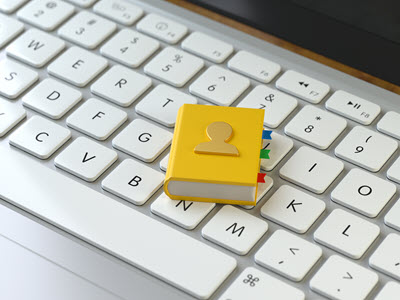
top-left (0, 0), bottom-right (400, 299)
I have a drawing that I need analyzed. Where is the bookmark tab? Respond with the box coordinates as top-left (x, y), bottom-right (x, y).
top-left (257, 173), bottom-right (267, 183)
top-left (262, 130), bottom-right (272, 140)
top-left (260, 149), bottom-right (270, 159)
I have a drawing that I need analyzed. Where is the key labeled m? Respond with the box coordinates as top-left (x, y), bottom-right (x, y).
top-left (28, 40), bottom-right (45, 51)
top-left (226, 222), bottom-right (245, 237)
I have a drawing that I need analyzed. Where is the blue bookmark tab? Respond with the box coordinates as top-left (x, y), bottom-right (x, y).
top-left (262, 130), bottom-right (272, 140)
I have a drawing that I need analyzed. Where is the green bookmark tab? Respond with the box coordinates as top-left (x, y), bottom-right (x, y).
top-left (260, 149), bottom-right (270, 159)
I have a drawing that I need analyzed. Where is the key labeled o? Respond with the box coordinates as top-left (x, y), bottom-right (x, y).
top-left (358, 185), bottom-right (372, 196)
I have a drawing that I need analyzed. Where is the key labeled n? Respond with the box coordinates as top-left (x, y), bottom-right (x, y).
top-left (28, 40), bottom-right (45, 51)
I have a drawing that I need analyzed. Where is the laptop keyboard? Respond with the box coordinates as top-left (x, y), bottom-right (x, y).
top-left (1, 0), bottom-right (400, 299)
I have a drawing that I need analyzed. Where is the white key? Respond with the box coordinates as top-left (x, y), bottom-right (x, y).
top-left (275, 70), bottom-right (330, 104)
top-left (93, 0), bottom-right (143, 25)
top-left (181, 32), bottom-right (233, 63)
top-left (237, 85), bottom-right (297, 128)
top-left (135, 84), bottom-right (197, 127)
top-left (112, 118), bottom-right (173, 162)
top-left (0, 0), bottom-right (28, 13)
top-left (260, 132), bottom-right (293, 171)
top-left (17, 0), bottom-right (74, 31)
top-left (202, 205), bottom-right (268, 255)
top-left (102, 159), bottom-right (164, 205)
top-left (385, 199), bottom-right (400, 231)
top-left (144, 47), bottom-right (204, 87)
top-left (279, 146), bottom-right (344, 194)
top-left (0, 60), bottom-right (38, 99)
top-left (387, 156), bottom-right (400, 184)
top-left (6, 28), bottom-right (65, 68)
top-left (64, 0), bottom-right (97, 8)
top-left (0, 98), bottom-right (26, 137)
top-left (100, 29), bottom-right (160, 68)
top-left (67, 98), bottom-right (127, 140)
top-left (374, 282), bottom-right (400, 300)
top-left (189, 66), bottom-right (250, 106)
top-left (136, 13), bottom-right (187, 44)
top-left (310, 255), bottom-right (378, 300)
top-left (239, 176), bottom-right (273, 210)
top-left (326, 90), bottom-right (381, 125)
top-left (377, 111), bottom-right (400, 140)
top-left (151, 193), bottom-right (215, 230)
top-left (331, 168), bottom-right (396, 218)
top-left (55, 136), bottom-right (117, 182)
top-left (369, 234), bottom-right (400, 280)
top-left (91, 65), bottom-right (152, 107)
top-left (159, 153), bottom-right (169, 171)
top-left (58, 11), bottom-right (116, 49)
top-left (22, 78), bottom-right (82, 119)
top-left (335, 126), bottom-right (398, 172)
top-left (0, 15), bottom-right (24, 48)
top-left (255, 229), bottom-right (322, 281)
top-left (0, 147), bottom-right (236, 299)
top-left (9, 116), bottom-right (71, 159)
top-left (219, 267), bottom-right (305, 300)
top-left (314, 209), bottom-right (380, 259)
top-left (48, 46), bottom-right (108, 87)
top-left (228, 50), bottom-right (281, 83)
top-left (285, 105), bottom-right (347, 150)
top-left (261, 185), bottom-right (325, 234)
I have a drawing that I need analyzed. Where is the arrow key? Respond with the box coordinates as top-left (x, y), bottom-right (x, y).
top-left (255, 229), bottom-right (322, 281)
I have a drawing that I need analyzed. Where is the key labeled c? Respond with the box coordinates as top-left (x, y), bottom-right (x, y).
top-left (36, 132), bottom-right (49, 142)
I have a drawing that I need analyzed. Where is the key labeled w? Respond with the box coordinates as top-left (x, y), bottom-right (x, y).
top-left (28, 40), bottom-right (45, 51)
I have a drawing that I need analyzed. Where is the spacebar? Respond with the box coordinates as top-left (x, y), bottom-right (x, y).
top-left (0, 148), bottom-right (236, 299)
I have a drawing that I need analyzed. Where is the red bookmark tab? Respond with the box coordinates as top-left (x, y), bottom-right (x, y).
top-left (257, 173), bottom-right (266, 183)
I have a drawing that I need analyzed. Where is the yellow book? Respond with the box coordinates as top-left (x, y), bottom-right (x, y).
top-left (164, 104), bottom-right (265, 205)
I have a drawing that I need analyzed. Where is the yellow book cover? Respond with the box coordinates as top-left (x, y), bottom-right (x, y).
top-left (164, 104), bottom-right (265, 205)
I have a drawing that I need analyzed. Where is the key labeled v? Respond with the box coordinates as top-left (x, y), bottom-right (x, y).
top-left (82, 152), bottom-right (96, 163)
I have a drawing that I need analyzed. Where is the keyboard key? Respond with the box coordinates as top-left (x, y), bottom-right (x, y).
top-left (0, 60), bottom-right (38, 99)
top-left (189, 65), bottom-right (250, 106)
top-left (279, 146), bottom-right (344, 194)
top-left (93, 0), bottom-right (143, 25)
top-left (385, 198), bottom-right (400, 231)
top-left (22, 78), bottom-right (82, 119)
top-left (237, 85), bottom-right (297, 128)
top-left (151, 193), bottom-right (215, 230)
top-left (58, 11), bottom-right (116, 49)
top-left (0, 0), bottom-right (28, 13)
top-left (91, 65), bottom-right (152, 107)
top-left (219, 267), bottom-right (305, 300)
top-left (261, 185), bottom-right (325, 234)
top-left (136, 13), bottom-right (188, 44)
top-left (202, 205), bottom-right (268, 255)
top-left (181, 32), bottom-right (233, 63)
top-left (65, 0), bottom-right (97, 8)
top-left (48, 46), bottom-right (108, 87)
top-left (0, 15), bottom-right (24, 48)
top-left (9, 115), bottom-right (71, 159)
top-left (335, 126), bottom-right (398, 172)
top-left (135, 84), bottom-right (197, 127)
top-left (314, 209), bottom-right (380, 259)
top-left (275, 70), bottom-right (330, 104)
top-left (377, 111), bottom-right (400, 140)
top-left (331, 168), bottom-right (396, 217)
top-left (102, 159), bottom-right (164, 205)
top-left (387, 156), bottom-right (400, 184)
top-left (260, 132), bottom-right (293, 171)
top-left (17, 0), bottom-right (74, 31)
top-left (144, 47), bottom-right (204, 87)
top-left (159, 152), bottom-right (169, 171)
top-left (325, 90), bottom-right (381, 125)
top-left (112, 118), bottom-right (173, 162)
top-left (255, 229), bottom-right (322, 281)
top-left (0, 147), bottom-right (236, 299)
top-left (310, 255), bottom-right (378, 300)
top-left (239, 175), bottom-right (273, 210)
top-left (375, 282), bottom-right (400, 300)
top-left (55, 136), bottom-right (117, 181)
top-left (228, 50), bottom-right (281, 83)
top-left (0, 98), bottom-right (26, 137)
top-left (285, 105), bottom-right (347, 150)
top-left (369, 233), bottom-right (400, 280)
top-left (6, 28), bottom-right (65, 68)
top-left (67, 98), bottom-right (127, 140)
